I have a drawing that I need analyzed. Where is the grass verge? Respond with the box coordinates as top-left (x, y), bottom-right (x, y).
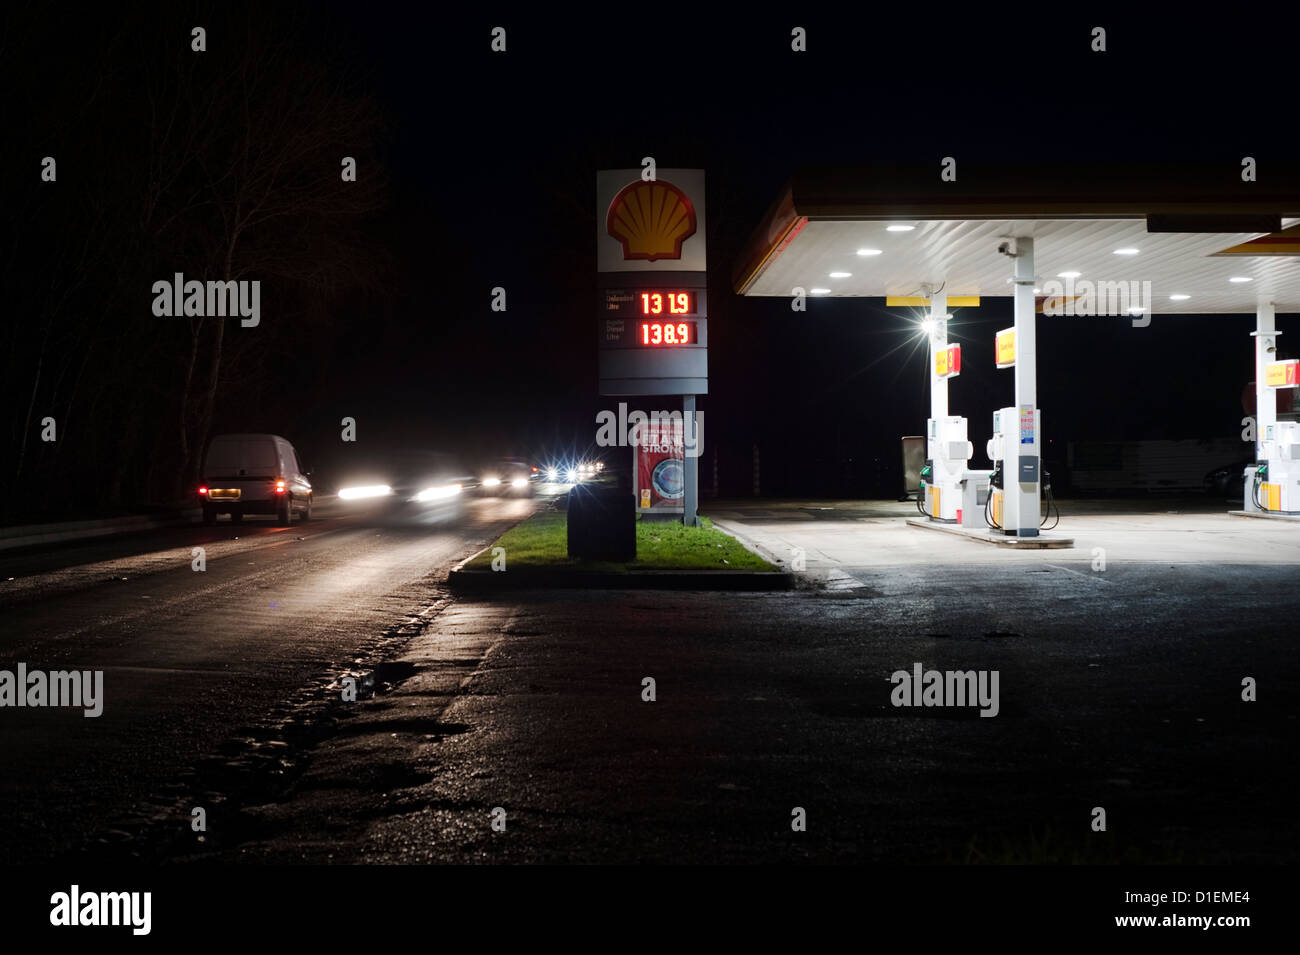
top-left (464, 507), bottom-right (776, 573)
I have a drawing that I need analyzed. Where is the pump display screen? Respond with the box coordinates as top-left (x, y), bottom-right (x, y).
top-left (639, 321), bottom-right (696, 346)
top-left (639, 291), bottom-right (694, 315)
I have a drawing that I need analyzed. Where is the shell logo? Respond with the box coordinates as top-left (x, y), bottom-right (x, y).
top-left (606, 179), bottom-right (697, 262)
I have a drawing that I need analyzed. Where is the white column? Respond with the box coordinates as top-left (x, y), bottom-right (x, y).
top-left (929, 291), bottom-right (948, 422)
top-left (1254, 301), bottom-right (1278, 460)
top-left (1010, 238), bottom-right (1040, 536)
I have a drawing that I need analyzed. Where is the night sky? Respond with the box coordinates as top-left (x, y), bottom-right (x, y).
top-left (5, 5), bottom-right (1297, 514)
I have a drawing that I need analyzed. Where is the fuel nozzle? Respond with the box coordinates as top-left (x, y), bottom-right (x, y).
top-left (989, 461), bottom-right (1003, 489)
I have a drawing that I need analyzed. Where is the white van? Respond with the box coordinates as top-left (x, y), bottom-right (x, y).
top-left (199, 433), bottom-right (313, 525)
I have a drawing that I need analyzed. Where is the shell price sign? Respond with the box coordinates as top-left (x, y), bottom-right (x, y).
top-left (1264, 359), bottom-right (1299, 388)
top-left (597, 169), bottom-right (708, 397)
top-left (995, 328), bottom-right (1016, 368)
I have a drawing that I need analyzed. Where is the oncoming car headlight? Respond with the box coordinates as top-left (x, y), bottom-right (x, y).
top-left (416, 484), bottom-right (461, 502)
top-left (339, 485), bottom-right (392, 500)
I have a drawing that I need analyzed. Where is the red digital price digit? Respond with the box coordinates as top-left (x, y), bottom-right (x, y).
top-left (643, 291), bottom-right (692, 314)
top-left (640, 321), bottom-right (694, 345)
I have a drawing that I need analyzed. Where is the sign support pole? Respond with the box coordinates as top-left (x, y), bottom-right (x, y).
top-left (683, 394), bottom-right (698, 526)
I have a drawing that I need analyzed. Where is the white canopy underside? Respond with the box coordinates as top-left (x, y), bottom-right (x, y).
top-left (745, 217), bottom-right (1300, 312)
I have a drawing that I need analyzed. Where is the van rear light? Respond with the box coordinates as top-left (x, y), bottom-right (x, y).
top-left (274, 479), bottom-right (286, 494)
top-left (198, 486), bottom-right (208, 495)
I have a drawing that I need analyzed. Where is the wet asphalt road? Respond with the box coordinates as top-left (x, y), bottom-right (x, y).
top-left (209, 559), bottom-right (1300, 865)
top-left (3, 501), bottom-right (1298, 866)
top-left (0, 495), bottom-right (536, 864)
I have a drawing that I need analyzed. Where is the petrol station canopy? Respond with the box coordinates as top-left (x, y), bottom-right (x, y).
top-left (733, 163), bottom-right (1300, 312)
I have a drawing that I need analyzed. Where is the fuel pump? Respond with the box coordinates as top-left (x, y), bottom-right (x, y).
top-left (921, 415), bottom-right (973, 522)
top-left (1248, 420), bottom-right (1300, 513)
top-left (1242, 319), bottom-right (1300, 515)
top-left (986, 410), bottom-right (1008, 529)
top-left (986, 406), bottom-right (1056, 531)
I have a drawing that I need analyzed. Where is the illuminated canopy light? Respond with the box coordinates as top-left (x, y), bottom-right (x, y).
top-left (1229, 276), bottom-right (1253, 283)
top-left (1057, 270), bottom-right (1081, 278)
top-left (810, 288), bottom-right (831, 295)
top-left (920, 318), bottom-right (936, 335)
top-left (1169, 293), bottom-right (1191, 301)
top-left (828, 271), bottom-right (852, 278)
top-left (1113, 248), bottom-right (1140, 255)
top-left (885, 224), bottom-right (914, 232)
top-left (339, 485), bottom-right (391, 500)
top-left (856, 248), bottom-right (882, 256)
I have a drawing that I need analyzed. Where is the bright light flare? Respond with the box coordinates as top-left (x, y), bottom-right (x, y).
top-left (546, 468), bottom-right (558, 481)
top-left (416, 484), bottom-right (461, 502)
top-left (482, 477), bottom-right (501, 487)
top-left (920, 318), bottom-right (936, 335)
top-left (511, 477), bottom-right (528, 488)
top-left (566, 469), bottom-right (578, 482)
top-left (339, 484), bottom-right (392, 500)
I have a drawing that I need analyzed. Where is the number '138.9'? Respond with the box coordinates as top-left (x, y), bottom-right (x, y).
top-left (641, 322), bottom-right (691, 345)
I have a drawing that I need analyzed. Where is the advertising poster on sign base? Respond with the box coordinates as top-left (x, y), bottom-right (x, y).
top-left (634, 414), bottom-right (685, 518)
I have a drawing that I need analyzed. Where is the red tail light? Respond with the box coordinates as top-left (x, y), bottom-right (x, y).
top-left (274, 479), bottom-right (286, 495)
top-left (198, 486), bottom-right (208, 495)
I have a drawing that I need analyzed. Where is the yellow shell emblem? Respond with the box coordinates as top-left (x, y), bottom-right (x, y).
top-left (606, 179), bottom-right (697, 262)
